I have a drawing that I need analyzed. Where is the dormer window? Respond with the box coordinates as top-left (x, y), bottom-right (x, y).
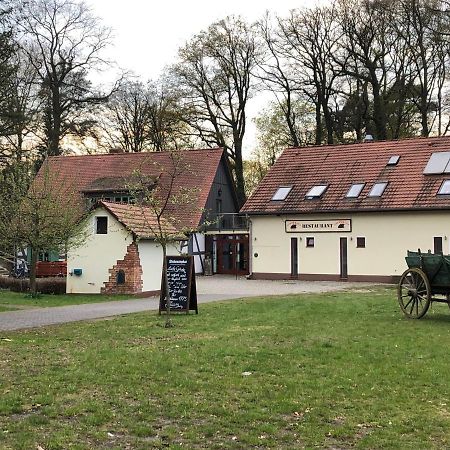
top-left (438, 180), bottom-right (450, 195)
top-left (346, 183), bottom-right (365, 198)
top-left (272, 186), bottom-right (292, 201)
top-left (305, 185), bottom-right (328, 199)
top-left (368, 182), bottom-right (388, 197)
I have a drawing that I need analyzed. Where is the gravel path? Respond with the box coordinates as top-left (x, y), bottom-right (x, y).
top-left (0, 276), bottom-right (376, 332)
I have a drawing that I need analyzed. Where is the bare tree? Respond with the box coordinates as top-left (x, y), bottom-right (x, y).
top-left (335, 0), bottom-right (397, 140)
top-left (101, 77), bottom-right (191, 153)
top-left (103, 79), bottom-right (153, 153)
top-left (173, 16), bottom-right (259, 206)
top-left (256, 13), bottom-right (302, 147)
top-left (14, 0), bottom-right (117, 158)
top-left (0, 3), bottom-right (20, 143)
top-left (278, 5), bottom-right (342, 145)
top-left (0, 48), bottom-right (43, 161)
top-left (395, 0), bottom-right (450, 136)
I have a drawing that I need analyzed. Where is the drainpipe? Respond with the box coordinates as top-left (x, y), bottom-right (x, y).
top-left (248, 217), bottom-right (253, 279)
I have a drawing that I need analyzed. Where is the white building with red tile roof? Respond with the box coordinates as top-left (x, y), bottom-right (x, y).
top-left (34, 148), bottom-right (250, 294)
top-left (242, 136), bottom-right (450, 282)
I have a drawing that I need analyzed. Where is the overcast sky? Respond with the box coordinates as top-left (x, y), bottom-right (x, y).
top-left (86, 0), bottom-right (325, 156)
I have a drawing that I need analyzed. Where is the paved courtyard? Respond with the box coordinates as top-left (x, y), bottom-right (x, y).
top-left (0, 276), bottom-right (376, 332)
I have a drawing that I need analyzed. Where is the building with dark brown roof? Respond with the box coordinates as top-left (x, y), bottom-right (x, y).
top-left (242, 136), bottom-right (450, 282)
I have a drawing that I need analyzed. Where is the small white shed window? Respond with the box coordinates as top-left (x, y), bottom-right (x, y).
top-left (368, 182), bottom-right (388, 197)
top-left (346, 183), bottom-right (365, 198)
top-left (438, 180), bottom-right (450, 195)
top-left (272, 186), bottom-right (292, 201)
top-left (305, 185), bottom-right (328, 199)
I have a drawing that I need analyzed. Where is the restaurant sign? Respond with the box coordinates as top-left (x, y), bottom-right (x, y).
top-left (285, 219), bottom-right (352, 233)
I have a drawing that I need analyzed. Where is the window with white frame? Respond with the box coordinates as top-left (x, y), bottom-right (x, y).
top-left (368, 182), bottom-right (388, 197)
top-left (272, 186), bottom-right (292, 201)
top-left (346, 183), bottom-right (365, 198)
top-left (305, 185), bottom-right (328, 199)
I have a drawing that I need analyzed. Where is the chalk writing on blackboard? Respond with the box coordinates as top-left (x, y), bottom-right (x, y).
top-left (159, 255), bottom-right (198, 314)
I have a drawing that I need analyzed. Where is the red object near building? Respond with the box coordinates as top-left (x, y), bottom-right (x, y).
top-left (36, 261), bottom-right (67, 278)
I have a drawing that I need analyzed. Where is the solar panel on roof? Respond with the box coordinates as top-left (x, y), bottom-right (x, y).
top-left (424, 152), bottom-right (450, 174)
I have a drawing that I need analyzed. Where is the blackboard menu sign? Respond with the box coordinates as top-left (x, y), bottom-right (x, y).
top-left (159, 255), bottom-right (198, 314)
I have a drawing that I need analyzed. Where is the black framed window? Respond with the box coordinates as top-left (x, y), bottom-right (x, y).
top-left (306, 237), bottom-right (315, 248)
top-left (96, 216), bottom-right (108, 234)
top-left (434, 237), bottom-right (443, 254)
top-left (356, 237), bottom-right (366, 248)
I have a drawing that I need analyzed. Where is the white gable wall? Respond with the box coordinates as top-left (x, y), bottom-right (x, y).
top-left (67, 208), bottom-right (132, 294)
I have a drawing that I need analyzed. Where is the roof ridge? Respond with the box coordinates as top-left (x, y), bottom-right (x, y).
top-left (47, 147), bottom-right (224, 160)
top-left (284, 135), bottom-right (450, 153)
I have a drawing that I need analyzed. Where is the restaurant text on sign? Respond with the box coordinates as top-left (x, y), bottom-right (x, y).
top-left (285, 219), bottom-right (352, 233)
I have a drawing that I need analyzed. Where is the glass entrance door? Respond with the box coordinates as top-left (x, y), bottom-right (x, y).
top-left (216, 235), bottom-right (249, 275)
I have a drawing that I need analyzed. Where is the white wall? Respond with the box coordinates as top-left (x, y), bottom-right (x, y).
top-left (251, 211), bottom-right (450, 278)
top-left (138, 241), bottom-right (180, 292)
top-left (67, 208), bottom-right (132, 294)
top-left (192, 233), bottom-right (205, 274)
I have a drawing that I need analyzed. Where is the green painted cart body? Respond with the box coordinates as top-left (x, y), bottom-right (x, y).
top-left (398, 250), bottom-right (450, 318)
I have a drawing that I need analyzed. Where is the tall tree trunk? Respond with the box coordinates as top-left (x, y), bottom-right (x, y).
top-left (420, 91), bottom-right (429, 137)
top-left (322, 99), bottom-right (334, 145)
top-left (315, 101), bottom-right (322, 145)
top-left (233, 144), bottom-right (246, 207)
top-left (49, 87), bottom-right (62, 156)
top-left (285, 90), bottom-right (300, 147)
top-left (371, 79), bottom-right (387, 140)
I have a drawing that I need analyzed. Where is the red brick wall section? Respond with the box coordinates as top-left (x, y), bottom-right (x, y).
top-left (101, 242), bottom-right (143, 295)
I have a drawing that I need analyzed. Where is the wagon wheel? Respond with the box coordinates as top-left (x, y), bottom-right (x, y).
top-left (397, 268), bottom-right (431, 319)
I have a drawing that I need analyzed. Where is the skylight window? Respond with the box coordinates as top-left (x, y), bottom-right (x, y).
top-left (368, 182), bottom-right (388, 197)
top-left (305, 184), bottom-right (328, 199)
top-left (387, 155), bottom-right (400, 166)
top-left (424, 152), bottom-right (450, 174)
top-left (438, 180), bottom-right (450, 195)
top-left (346, 183), bottom-right (365, 198)
top-left (272, 186), bottom-right (292, 201)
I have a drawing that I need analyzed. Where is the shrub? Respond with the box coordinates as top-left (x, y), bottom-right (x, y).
top-left (0, 277), bottom-right (66, 294)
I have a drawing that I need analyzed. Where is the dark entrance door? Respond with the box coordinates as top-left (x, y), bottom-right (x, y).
top-left (291, 237), bottom-right (298, 277)
top-left (340, 237), bottom-right (348, 279)
top-left (216, 235), bottom-right (249, 275)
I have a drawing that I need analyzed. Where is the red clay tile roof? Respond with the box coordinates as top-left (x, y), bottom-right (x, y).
top-left (99, 201), bottom-right (180, 239)
top-left (37, 148), bottom-right (224, 229)
top-left (241, 136), bottom-right (450, 214)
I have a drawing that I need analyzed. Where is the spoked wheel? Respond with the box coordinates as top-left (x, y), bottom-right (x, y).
top-left (397, 268), bottom-right (431, 319)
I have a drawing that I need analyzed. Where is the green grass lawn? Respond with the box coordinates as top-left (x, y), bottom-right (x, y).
top-left (0, 290), bottom-right (132, 310)
top-left (2, 287), bottom-right (450, 449)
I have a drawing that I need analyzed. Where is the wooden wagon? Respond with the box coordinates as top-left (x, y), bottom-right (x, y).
top-left (398, 250), bottom-right (450, 318)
